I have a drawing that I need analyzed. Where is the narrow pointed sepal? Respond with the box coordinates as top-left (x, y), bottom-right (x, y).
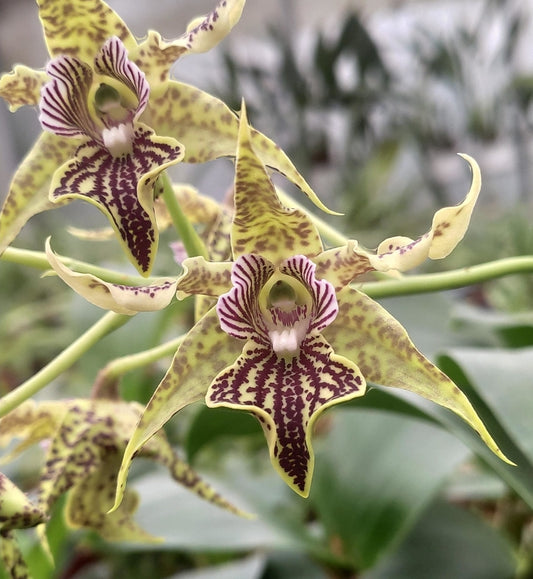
top-left (324, 287), bottom-right (514, 465)
top-left (0, 132), bottom-right (78, 255)
top-left (113, 308), bottom-right (243, 512)
top-left (148, 81), bottom-right (335, 214)
top-left (374, 154), bottom-right (481, 272)
top-left (48, 125), bottom-right (183, 275)
top-left (207, 334), bottom-right (366, 496)
top-left (45, 239), bottom-right (177, 314)
top-left (232, 104), bottom-right (324, 263)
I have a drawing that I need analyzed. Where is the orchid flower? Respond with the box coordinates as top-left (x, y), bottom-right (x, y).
top-left (0, 0), bottom-right (331, 268)
top-left (92, 106), bottom-right (511, 502)
top-left (0, 398), bottom-right (247, 543)
top-left (39, 36), bottom-right (184, 275)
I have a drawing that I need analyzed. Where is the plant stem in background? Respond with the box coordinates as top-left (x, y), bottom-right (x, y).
top-left (0, 311), bottom-right (130, 417)
top-left (360, 256), bottom-right (533, 299)
top-left (160, 173), bottom-right (208, 259)
top-left (91, 334), bottom-right (185, 398)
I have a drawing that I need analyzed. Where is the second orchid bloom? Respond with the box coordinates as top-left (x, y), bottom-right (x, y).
top-left (59, 104), bottom-right (510, 501)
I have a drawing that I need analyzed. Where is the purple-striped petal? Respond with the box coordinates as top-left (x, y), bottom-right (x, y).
top-left (207, 334), bottom-right (366, 496)
top-left (280, 255), bottom-right (338, 333)
top-left (94, 37), bottom-right (150, 120)
top-left (216, 254), bottom-right (274, 342)
top-left (40, 56), bottom-right (100, 141)
top-left (49, 125), bottom-right (183, 275)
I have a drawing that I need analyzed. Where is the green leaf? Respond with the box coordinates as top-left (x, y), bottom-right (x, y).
top-left (310, 408), bottom-right (471, 570)
top-left (364, 499), bottom-right (515, 579)
top-left (185, 406), bottom-right (262, 463)
top-left (169, 554), bottom-right (265, 579)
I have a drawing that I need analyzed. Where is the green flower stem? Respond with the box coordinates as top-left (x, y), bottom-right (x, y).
top-left (1, 247), bottom-right (173, 285)
top-left (160, 173), bottom-right (208, 259)
top-left (276, 189), bottom-right (348, 247)
top-left (0, 311), bottom-right (130, 418)
top-left (359, 256), bottom-right (533, 299)
top-left (94, 334), bottom-right (185, 391)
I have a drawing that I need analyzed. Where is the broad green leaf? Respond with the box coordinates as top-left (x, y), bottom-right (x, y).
top-left (310, 408), bottom-right (471, 569)
top-left (132, 471), bottom-right (287, 550)
top-left (169, 554), bottom-right (265, 579)
top-left (185, 406), bottom-right (262, 463)
top-left (364, 500), bottom-right (515, 579)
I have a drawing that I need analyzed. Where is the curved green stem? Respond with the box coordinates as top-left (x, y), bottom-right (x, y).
top-left (160, 173), bottom-right (208, 259)
top-left (92, 334), bottom-right (185, 398)
top-left (0, 311), bottom-right (130, 418)
top-left (359, 256), bottom-right (533, 299)
top-left (1, 246), bottom-right (164, 286)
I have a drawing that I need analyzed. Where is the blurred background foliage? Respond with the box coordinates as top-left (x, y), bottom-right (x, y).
top-left (2, 0), bottom-right (533, 577)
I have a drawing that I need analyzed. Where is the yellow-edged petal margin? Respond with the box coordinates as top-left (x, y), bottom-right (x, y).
top-left (323, 287), bottom-right (514, 465)
top-left (374, 154), bottom-right (481, 272)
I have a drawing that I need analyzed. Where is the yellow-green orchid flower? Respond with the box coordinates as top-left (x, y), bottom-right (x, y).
top-left (99, 106), bottom-right (512, 502)
top-left (0, 0), bottom-right (330, 272)
top-left (0, 398), bottom-right (247, 543)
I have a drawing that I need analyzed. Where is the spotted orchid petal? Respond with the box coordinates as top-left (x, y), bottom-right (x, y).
top-left (0, 132), bottom-right (78, 255)
top-left (39, 43), bottom-right (184, 275)
top-left (0, 66), bottom-right (48, 111)
top-left (323, 287), bottom-right (514, 465)
top-left (313, 241), bottom-right (376, 292)
top-left (0, 473), bottom-right (45, 533)
top-left (0, 399), bottom-right (249, 539)
top-left (45, 239), bottom-right (177, 315)
top-left (147, 83), bottom-right (335, 214)
top-left (113, 308), bottom-right (243, 512)
top-left (65, 453), bottom-right (161, 543)
top-left (231, 104), bottom-right (324, 263)
top-left (37, 0), bottom-right (137, 63)
top-left (133, 0), bottom-right (245, 83)
top-left (373, 154), bottom-right (481, 272)
top-left (176, 257), bottom-right (233, 300)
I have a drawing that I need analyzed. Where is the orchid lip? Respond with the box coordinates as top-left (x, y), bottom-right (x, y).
top-left (102, 123), bottom-right (135, 156)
